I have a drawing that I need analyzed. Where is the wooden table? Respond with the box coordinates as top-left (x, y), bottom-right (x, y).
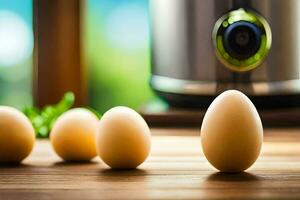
top-left (0, 128), bottom-right (300, 200)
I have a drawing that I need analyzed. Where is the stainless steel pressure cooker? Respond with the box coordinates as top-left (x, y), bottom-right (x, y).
top-left (149, 0), bottom-right (300, 108)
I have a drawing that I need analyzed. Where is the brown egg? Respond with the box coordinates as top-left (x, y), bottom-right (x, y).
top-left (201, 90), bottom-right (263, 172)
top-left (50, 108), bottom-right (98, 161)
top-left (97, 106), bottom-right (151, 169)
top-left (0, 106), bottom-right (35, 163)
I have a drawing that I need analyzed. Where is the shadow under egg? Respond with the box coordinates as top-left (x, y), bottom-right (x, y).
top-left (99, 168), bottom-right (148, 176)
top-left (206, 171), bottom-right (261, 182)
top-left (53, 160), bottom-right (100, 166)
top-left (0, 162), bottom-right (30, 168)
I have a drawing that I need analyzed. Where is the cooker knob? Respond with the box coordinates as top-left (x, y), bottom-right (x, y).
top-left (212, 8), bottom-right (272, 72)
top-left (223, 21), bottom-right (262, 60)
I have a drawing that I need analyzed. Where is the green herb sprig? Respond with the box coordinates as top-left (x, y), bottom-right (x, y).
top-left (23, 92), bottom-right (75, 138)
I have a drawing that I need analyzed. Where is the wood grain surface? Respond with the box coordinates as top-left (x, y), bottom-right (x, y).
top-left (0, 128), bottom-right (299, 200)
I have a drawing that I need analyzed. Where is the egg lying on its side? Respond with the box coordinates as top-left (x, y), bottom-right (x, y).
top-left (50, 108), bottom-right (99, 161)
top-left (201, 90), bottom-right (263, 173)
top-left (97, 106), bottom-right (151, 169)
top-left (0, 106), bottom-right (35, 163)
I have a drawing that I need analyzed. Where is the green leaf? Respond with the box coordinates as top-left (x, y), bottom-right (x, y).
top-left (22, 92), bottom-right (75, 138)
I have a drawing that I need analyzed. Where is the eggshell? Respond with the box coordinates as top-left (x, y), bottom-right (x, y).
top-left (201, 90), bottom-right (263, 172)
top-left (0, 106), bottom-right (35, 163)
top-left (50, 108), bottom-right (98, 161)
top-left (97, 106), bottom-right (151, 169)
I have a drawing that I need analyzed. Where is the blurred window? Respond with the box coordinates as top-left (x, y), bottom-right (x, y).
top-left (85, 0), bottom-right (157, 113)
top-left (0, 0), bottom-right (33, 108)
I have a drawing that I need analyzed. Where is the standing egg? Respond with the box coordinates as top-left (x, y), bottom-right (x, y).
top-left (201, 90), bottom-right (263, 172)
top-left (0, 106), bottom-right (35, 163)
top-left (97, 106), bottom-right (151, 169)
top-left (50, 108), bottom-right (99, 161)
